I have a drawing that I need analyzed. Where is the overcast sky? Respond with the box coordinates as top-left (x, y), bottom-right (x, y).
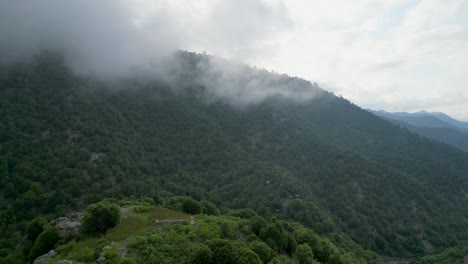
top-left (1, 0), bottom-right (467, 120)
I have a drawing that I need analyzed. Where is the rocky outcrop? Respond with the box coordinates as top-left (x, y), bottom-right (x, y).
top-left (33, 250), bottom-right (56, 264)
top-left (52, 213), bottom-right (83, 238)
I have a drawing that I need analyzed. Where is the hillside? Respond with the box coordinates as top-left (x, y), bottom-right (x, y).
top-left (22, 198), bottom-right (378, 264)
top-left (373, 110), bottom-right (468, 151)
top-left (0, 51), bottom-right (467, 263)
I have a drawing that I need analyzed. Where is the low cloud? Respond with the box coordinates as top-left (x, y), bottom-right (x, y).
top-left (0, 0), bottom-right (291, 78)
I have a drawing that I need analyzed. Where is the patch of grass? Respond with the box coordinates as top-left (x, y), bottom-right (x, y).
top-left (107, 206), bottom-right (191, 241)
top-left (152, 207), bottom-right (191, 220)
top-left (107, 207), bottom-right (152, 241)
top-left (50, 237), bottom-right (109, 263)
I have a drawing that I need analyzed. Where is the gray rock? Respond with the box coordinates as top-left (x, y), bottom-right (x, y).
top-left (33, 250), bottom-right (57, 264)
top-left (54, 214), bottom-right (83, 238)
top-left (96, 256), bottom-right (106, 263)
top-left (102, 246), bottom-right (111, 251)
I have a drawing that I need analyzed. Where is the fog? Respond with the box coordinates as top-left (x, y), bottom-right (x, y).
top-left (0, 0), bottom-right (322, 104)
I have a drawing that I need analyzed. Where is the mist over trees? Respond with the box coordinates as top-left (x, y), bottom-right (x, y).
top-left (0, 51), bottom-right (467, 263)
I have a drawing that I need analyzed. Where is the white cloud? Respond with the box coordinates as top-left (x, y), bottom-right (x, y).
top-left (1, 0), bottom-right (467, 120)
top-left (247, 0), bottom-right (468, 120)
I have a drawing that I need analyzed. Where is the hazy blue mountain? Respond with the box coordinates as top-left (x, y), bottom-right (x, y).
top-left (372, 110), bottom-right (468, 151)
top-left (431, 112), bottom-right (468, 130)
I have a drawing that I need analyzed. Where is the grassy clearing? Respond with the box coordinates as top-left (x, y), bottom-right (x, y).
top-left (152, 207), bottom-right (191, 220)
top-left (48, 206), bottom-right (193, 263)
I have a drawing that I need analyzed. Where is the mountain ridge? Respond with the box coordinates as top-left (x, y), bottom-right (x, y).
top-left (372, 110), bottom-right (468, 151)
top-left (0, 51), bottom-right (467, 263)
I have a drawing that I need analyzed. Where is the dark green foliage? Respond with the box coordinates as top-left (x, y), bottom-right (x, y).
top-left (26, 217), bottom-right (47, 242)
top-left (249, 241), bottom-right (276, 263)
top-left (120, 258), bottom-right (137, 264)
top-left (410, 246), bottom-right (468, 264)
top-left (250, 216), bottom-right (268, 236)
top-left (80, 201), bottom-right (120, 235)
top-left (205, 239), bottom-right (239, 264)
top-left (230, 208), bottom-right (257, 219)
top-left (286, 234), bottom-right (298, 255)
top-left (1, 249), bottom-right (27, 264)
top-left (188, 245), bottom-right (214, 264)
top-left (200, 200), bottom-right (220, 216)
top-left (315, 239), bottom-right (340, 264)
top-left (295, 244), bottom-right (318, 264)
top-left (28, 226), bottom-right (59, 261)
top-left (0, 50), bottom-right (466, 261)
top-left (237, 247), bottom-right (262, 264)
top-left (181, 199), bottom-right (201, 215)
top-left (259, 222), bottom-right (289, 252)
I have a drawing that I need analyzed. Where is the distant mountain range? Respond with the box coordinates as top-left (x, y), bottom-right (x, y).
top-left (372, 110), bottom-right (468, 152)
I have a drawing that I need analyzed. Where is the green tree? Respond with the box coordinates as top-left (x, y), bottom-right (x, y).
top-left (26, 217), bottom-right (47, 242)
top-left (249, 241), bottom-right (276, 263)
top-left (188, 245), bottom-right (214, 264)
top-left (201, 200), bottom-right (220, 216)
top-left (295, 244), bottom-right (318, 264)
top-left (182, 198), bottom-right (202, 215)
top-left (28, 226), bottom-right (59, 261)
top-left (0, 160), bottom-right (8, 185)
top-left (238, 247), bottom-right (262, 264)
top-left (205, 239), bottom-right (238, 264)
top-left (250, 216), bottom-right (268, 236)
top-left (259, 222), bottom-right (288, 252)
top-left (80, 201), bottom-right (120, 235)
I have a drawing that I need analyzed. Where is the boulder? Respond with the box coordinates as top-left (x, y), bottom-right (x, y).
top-left (33, 250), bottom-right (56, 264)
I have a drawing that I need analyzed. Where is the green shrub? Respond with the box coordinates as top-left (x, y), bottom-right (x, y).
top-left (201, 200), bottom-right (220, 216)
top-left (295, 244), bottom-right (318, 264)
top-left (188, 245), bottom-right (214, 264)
top-left (259, 222), bottom-right (288, 252)
top-left (182, 199), bottom-right (201, 215)
top-left (205, 239), bottom-right (238, 264)
top-left (28, 226), bottom-right (60, 261)
top-left (250, 216), bottom-right (267, 236)
top-left (120, 258), bottom-right (137, 264)
top-left (26, 217), bottom-right (47, 242)
top-left (74, 248), bottom-right (94, 262)
top-left (237, 247), bottom-right (262, 264)
top-left (80, 201), bottom-right (120, 235)
top-left (249, 241), bottom-right (276, 263)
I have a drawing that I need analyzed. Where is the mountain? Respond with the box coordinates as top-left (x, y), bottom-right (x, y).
top-left (372, 110), bottom-right (468, 151)
top-left (0, 51), bottom-right (467, 263)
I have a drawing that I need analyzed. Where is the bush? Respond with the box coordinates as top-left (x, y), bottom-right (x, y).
top-left (28, 226), bottom-right (60, 261)
top-left (201, 200), bottom-right (220, 216)
top-left (205, 239), bottom-right (238, 264)
top-left (182, 199), bottom-right (201, 215)
top-left (27, 217), bottom-right (47, 242)
top-left (237, 247), bottom-right (262, 264)
top-left (120, 258), bottom-right (137, 264)
top-left (250, 216), bottom-right (267, 236)
top-left (259, 222), bottom-right (288, 252)
top-left (295, 244), bottom-right (318, 264)
top-left (188, 245), bottom-right (214, 264)
top-left (80, 201), bottom-right (120, 235)
top-left (249, 241), bottom-right (276, 263)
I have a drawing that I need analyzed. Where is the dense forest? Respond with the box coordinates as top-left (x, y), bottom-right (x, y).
top-left (0, 51), bottom-right (467, 263)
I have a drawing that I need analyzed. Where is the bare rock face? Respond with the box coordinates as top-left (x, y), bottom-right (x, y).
top-left (52, 212), bottom-right (83, 238)
top-left (33, 250), bottom-right (56, 264)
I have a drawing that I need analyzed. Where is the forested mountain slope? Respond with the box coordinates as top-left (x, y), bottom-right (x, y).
top-left (0, 51), bottom-right (466, 262)
top-left (372, 110), bottom-right (468, 152)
